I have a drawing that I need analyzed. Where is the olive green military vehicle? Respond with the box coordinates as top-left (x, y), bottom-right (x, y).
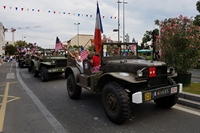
top-left (18, 52), bottom-right (30, 68)
top-left (30, 49), bottom-right (67, 82)
top-left (65, 43), bottom-right (182, 124)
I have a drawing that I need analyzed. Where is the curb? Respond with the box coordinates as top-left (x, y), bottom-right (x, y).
top-left (178, 92), bottom-right (200, 109)
top-left (192, 76), bottom-right (200, 79)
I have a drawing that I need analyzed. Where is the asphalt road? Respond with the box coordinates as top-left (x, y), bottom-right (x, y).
top-left (0, 62), bottom-right (200, 133)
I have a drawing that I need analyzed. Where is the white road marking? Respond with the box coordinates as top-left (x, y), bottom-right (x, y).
top-left (173, 105), bottom-right (200, 116)
top-left (6, 73), bottom-right (15, 79)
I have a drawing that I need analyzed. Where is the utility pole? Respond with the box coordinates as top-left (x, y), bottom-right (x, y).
top-left (122, 0), bottom-right (127, 43)
top-left (117, 1), bottom-right (121, 42)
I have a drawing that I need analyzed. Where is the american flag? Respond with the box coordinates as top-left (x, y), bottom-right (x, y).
top-left (130, 45), bottom-right (135, 52)
top-left (55, 37), bottom-right (63, 50)
top-left (80, 50), bottom-right (89, 60)
top-left (33, 43), bottom-right (36, 47)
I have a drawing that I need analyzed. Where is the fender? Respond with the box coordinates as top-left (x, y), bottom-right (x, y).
top-left (65, 66), bottom-right (81, 83)
top-left (31, 59), bottom-right (39, 71)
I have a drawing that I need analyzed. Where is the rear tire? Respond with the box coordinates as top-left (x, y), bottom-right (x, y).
top-left (154, 94), bottom-right (178, 109)
top-left (40, 67), bottom-right (49, 82)
top-left (102, 82), bottom-right (131, 124)
top-left (67, 73), bottom-right (82, 99)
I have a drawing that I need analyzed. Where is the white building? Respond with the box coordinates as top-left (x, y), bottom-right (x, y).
top-left (0, 22), bottom-right (6, 55)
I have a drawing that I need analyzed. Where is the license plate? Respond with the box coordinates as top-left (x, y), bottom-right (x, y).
top-left (152, 89), bottom-right (170, 97)
top-left (171, 87), bottom-right (177, 93)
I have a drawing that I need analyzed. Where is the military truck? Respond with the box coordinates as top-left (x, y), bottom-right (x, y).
top-left (65, 43), bottom-right (182, 124)
top-left (30, 49), bottom-right (67, 82)
top-left (18, 52), bottom-right (30, 68)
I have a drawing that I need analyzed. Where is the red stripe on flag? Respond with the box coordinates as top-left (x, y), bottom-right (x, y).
top-left (80, 50), bottom-right (88, 60)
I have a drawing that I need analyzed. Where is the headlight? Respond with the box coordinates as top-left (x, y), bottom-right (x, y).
top-left (137, 70), bottom-right (143, 77)
top-left (167, 67), bottom-right (175, 75)
top-left (51, 60), bottom-right (56, 64)
top-left (167, 67), bottom-right (170, 73)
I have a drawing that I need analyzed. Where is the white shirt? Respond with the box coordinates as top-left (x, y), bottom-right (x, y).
top-left (75, 56), bottom-right (83, 68)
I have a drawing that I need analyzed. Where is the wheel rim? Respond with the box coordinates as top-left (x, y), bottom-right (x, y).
top-left (67, 78), bottom-right (74, 95)
top-left (106, 93), bottom-right (118, 114)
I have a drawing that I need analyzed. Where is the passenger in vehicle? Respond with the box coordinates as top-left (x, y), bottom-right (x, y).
top-left (69, 50), bottom-right (83, 68)
top-left (52, 51), bottom-right (58, 56)
top-left (89, 49), bottom-right (101, 72)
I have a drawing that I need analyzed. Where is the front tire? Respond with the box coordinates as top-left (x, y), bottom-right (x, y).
top-left (67, 74), bottom-right (82, 99)
top-left (40, 67), bottom-right (49, 82)
top-left (32, 66), bottom-right (39, 77)
top-left (154, 78), bottom-right (178, 108)
top-left (102, 82), bottom-right (131, 124)
top-left (19, 61), bottom-right (24, 68)
top-left (28, 65), bottom-right (32, 72)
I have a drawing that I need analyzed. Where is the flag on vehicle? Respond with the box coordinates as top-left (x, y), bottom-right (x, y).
top-left (33, 43), bottom-right (36, 47)
top-left (80, 47), bottom-right (89, 60)
top-left (94, 1), bottom-right (103, 54)
top-left (55, 37), bottom-right (63, 51)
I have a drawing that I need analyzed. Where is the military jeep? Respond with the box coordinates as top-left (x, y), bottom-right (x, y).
top-left (30, 49), bottom-right (67, 82)
top-left (65, 43), bottom-right (182, 124)
top-left (18, 52), bottom-right (30, 68)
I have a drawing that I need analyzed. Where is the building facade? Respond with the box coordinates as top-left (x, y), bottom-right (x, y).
top-left (0, 22), bottom-right (6, 55)
top-left (67, 34), bottom-right (94, 48)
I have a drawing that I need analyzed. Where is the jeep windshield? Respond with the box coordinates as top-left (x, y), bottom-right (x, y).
top-left (102, 43), bottom-right (138, 58)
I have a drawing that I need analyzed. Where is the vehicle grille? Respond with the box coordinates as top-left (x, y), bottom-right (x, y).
top-left (148, 66), bottom-right (168, 88)
top-left (148, 75), bottom-right (168, 88)
top-left (56, 60), bottom-right (67, 67)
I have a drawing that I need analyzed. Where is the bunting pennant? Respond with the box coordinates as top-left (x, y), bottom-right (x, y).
top-left (2, 5), bottom-right (117, 20)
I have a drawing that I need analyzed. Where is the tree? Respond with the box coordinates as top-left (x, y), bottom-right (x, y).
top-left (14, 40), bottom-right (28, 47)
top-left (141, 29), bottom-right (159, 49)
top-left (194, 1), bottom-right (200, 26)
top-left (5, 45), bottom-right (17, 55)
top-left (155, 15), bottom-right (200, 74)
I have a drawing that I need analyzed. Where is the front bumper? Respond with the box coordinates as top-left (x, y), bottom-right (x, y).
top-left (132, 83), bottom-right (182, 104)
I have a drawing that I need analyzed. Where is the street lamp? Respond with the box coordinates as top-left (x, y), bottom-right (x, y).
top-left (117, 1), bottom-right (122, 42)
top-left (74, 22), bottom-right (80, 46)
top-left (122, 0), bottom-right (127, 43)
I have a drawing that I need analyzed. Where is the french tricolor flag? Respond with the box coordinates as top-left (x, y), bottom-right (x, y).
top-left (94, 1), bottom-right (103, 54)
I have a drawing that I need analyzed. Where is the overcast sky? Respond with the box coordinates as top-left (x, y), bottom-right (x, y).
top-left (0, 0), bottom-right (199, 48)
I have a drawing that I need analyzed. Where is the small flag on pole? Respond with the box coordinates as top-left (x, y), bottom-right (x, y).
top-left (55, 37), bottom-right (63, 50)
top-left (80, 47), bottom-right (89, 60)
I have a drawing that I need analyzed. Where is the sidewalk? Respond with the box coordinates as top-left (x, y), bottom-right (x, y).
top-left (190, 69), bottom-right (200, 79)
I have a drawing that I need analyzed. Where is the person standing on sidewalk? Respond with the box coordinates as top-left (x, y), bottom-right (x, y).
top-left (0, 55), bottom-right (3, 66)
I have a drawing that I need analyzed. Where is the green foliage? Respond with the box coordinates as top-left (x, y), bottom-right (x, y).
top-left (196, 0), bottom-right (200, 13)
top-left (141, 29), bottom-right (159, 49)
top-left (14, 40), bottom-right (28, 47)
top-left (5, 45), bottom-right (17, 55)
top-left (193, 15), bottom-right (200, 26)
top-left (194, 1), bottom-right (200, 26)
top-left (156, 15), bottom-right (200, 73)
